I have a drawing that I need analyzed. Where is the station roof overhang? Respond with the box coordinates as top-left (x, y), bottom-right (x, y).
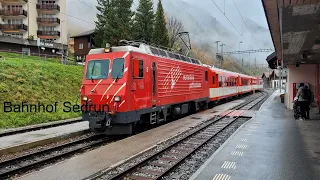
top-left (261, 0), bottom-right (320, 66)
top-left (266, 51), bottom-right (277, 69)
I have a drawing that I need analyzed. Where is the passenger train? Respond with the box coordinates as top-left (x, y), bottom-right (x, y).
top-left (80, 40), bottom-right (263, 135)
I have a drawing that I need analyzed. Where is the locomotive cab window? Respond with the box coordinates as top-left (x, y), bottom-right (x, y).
top-left (133, 58), bottom-right (144, 78)
top-left (86, 59), bottom-right (110, 80)
top-left (212, 76), bottom-right (215, 85)
top-left (111, 58), bottom-right (125, 79)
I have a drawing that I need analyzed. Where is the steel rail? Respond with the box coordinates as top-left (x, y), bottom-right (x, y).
top-left (0, 134), bottom-right (114, 179)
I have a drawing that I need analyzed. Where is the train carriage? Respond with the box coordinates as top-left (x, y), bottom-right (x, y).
top-left (208, 67), bottom-right (239, 101)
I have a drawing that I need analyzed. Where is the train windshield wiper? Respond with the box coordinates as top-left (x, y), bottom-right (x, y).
top-left (115, 65), bottom-right (124, 82)
top-left (91, 62), bottom-right (95, 82)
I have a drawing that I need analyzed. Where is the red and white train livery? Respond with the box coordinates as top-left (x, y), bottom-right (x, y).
top-left (80, 41), bottom-right (263, 135)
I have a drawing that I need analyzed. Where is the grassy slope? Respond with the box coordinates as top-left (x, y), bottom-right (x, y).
top-left (0, 52), bottom-right (83, 128)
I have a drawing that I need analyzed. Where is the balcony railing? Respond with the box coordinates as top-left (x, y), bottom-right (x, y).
top-left (37, 17), bottom-right (60, 24)
top-left (37, 30), bottom-right (60, 36)
top-left (0, 9), bottom-right (27, 16)
top-left (0, 0), bottom-right (28, 3)
top-left (0, 24), bottom-right (28, 31)
top-left (36, 4), bottom-right (60, 11)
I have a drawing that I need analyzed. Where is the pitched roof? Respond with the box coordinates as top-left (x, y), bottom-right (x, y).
top-left (273, 69), bottom-right (287, 77)
top-left (262, 71), bottom-right (271, 78)
top-left (70, 29), bottom-right (95, 38)
top-left (262, 69), bottom-right (287, 79)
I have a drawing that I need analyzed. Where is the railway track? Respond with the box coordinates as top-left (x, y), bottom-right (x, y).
top-left (86, 91), bottom-right (268, 180)
top-left (0, 134), bottom-right (120, 179)
top-left (0, 118), bottom-right (84, 137)
top-left (0, 91), bottom-right (268, 179)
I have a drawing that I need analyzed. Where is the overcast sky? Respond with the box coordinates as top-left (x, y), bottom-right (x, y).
top-left (66, 0), bottom-right (273, 64)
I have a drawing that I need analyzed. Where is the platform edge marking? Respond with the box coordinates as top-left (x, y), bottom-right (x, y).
top-left (188, 119), bottom-right (253, 180)
top-left (188, 91), bottom-right (276, 180)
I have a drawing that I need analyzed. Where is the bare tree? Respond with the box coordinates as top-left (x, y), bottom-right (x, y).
top-left (167, 16), bottom-right (184, 48)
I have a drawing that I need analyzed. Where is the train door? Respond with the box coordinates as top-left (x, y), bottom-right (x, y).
top-left (132, 57), bottom-right (148, 110)
top-left (151, 62), bottom-right (157, 107)
top-left (236, 76), bottom-right (241, 94)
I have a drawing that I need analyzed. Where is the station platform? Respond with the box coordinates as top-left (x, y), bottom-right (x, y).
top-left (189, 90), bottom-right (320, 180)
top-left (18, 99), bottom-right (245, 180)
top-left (0, 121), bottom-right (88, 154)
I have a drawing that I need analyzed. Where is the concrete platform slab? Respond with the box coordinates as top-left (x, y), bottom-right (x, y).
top-left (189, 90), bottom-right (320, 180)
top-left (0, 121), bottom-right (88, 154)
top-left (17, 99), bottom-right (245, 180)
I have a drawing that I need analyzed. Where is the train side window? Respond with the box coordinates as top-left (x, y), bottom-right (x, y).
top-left (205, 71), bottom-right (208, 81)
top-left (212, 76), bottom-right (215, 85)
top-left (219, 76), bottom-right (222, 87)
top-left (133, 58), bottom-right (144, 78)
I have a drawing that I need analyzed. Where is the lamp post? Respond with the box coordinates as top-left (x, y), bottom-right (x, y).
top-left (220, 43), bottom-right (225, 67)
top-left (215, 41), bottom-right (220, 65)
top-left (238, 41), bottom-right (242, 60)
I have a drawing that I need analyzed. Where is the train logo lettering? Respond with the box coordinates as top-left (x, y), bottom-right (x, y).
top-left (162, 66), bottom-right (182, 92)
top-left (189, 82), bottom-right (201, 89)
top-left (183, 75), bottom-right (195, 81)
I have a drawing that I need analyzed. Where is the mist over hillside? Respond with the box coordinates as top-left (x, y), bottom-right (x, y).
top-left (66, 0), bottom-right (273, 64)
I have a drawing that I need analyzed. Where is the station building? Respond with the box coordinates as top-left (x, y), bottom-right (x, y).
top-left (263, 0), bottom-right (320, 110)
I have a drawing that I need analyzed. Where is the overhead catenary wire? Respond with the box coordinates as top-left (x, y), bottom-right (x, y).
top-left (231, 0), bottom-right (261, 49)
top-left (169, 0), bottom-right (232, 51)
top-left (27, 0), bottom-right (95, 25)
top-left (76, 0), bottom-right (97, 11)
top-left (210, 0), bottom-right (253, 49)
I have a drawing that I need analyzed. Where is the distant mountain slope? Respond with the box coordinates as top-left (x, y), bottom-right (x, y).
top-left (65, 0), bottom-right (272, 64)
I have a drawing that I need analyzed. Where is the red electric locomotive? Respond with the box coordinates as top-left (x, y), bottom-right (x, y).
top-left (80, 41), bottom-right (209, 135)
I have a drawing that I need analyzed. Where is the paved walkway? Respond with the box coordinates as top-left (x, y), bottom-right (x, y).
top-left (0, 121), bottom-right (88, 152)
top-left (189, 90), bottom-right (320, 180)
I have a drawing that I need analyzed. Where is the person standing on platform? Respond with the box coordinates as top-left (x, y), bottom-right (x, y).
top-left (305, 86), bottom-right (314, 119)
top-left (295, 83), bottom-right (309, 119)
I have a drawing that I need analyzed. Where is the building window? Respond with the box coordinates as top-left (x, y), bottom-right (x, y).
top-left (79, 43), bottom-right (83, 50)
top-left (7, 19), bottom-right (23, 24)
top-left (88, 42), bottom-right (91, 48)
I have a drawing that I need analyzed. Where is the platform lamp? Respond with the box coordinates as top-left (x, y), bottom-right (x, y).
top-left (239, 41), bottom-right (243, 60)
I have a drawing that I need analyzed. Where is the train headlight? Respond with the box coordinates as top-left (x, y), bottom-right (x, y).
top-left (82, 96), bottom-right (88, 101)
top-left (105, 43), bottom-right (111, 53)
top-left (114, 96), bottom-right (121, 102)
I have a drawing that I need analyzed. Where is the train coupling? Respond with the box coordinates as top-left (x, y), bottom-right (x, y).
top-left (86, 111), bottom-right (112, 129)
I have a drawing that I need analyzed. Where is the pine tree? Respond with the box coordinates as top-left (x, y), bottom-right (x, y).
top-left (114, 0), bottom-right (134, 44)
top-left (95, 0), bottom-right (113, 47)
top-left (94, 0), bottom-right (134, 47)
top-left (133, 0), bottom-right (154, 43)
top-left (152, 0), bottom-right (169, 47)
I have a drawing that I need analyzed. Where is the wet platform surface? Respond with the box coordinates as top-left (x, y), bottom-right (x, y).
top-left (189, 90), bottom-right (320, 180)
top-left (0, 121), bottom-right (88, 152)
top-left (18, 99), bottom-right (245, 180)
